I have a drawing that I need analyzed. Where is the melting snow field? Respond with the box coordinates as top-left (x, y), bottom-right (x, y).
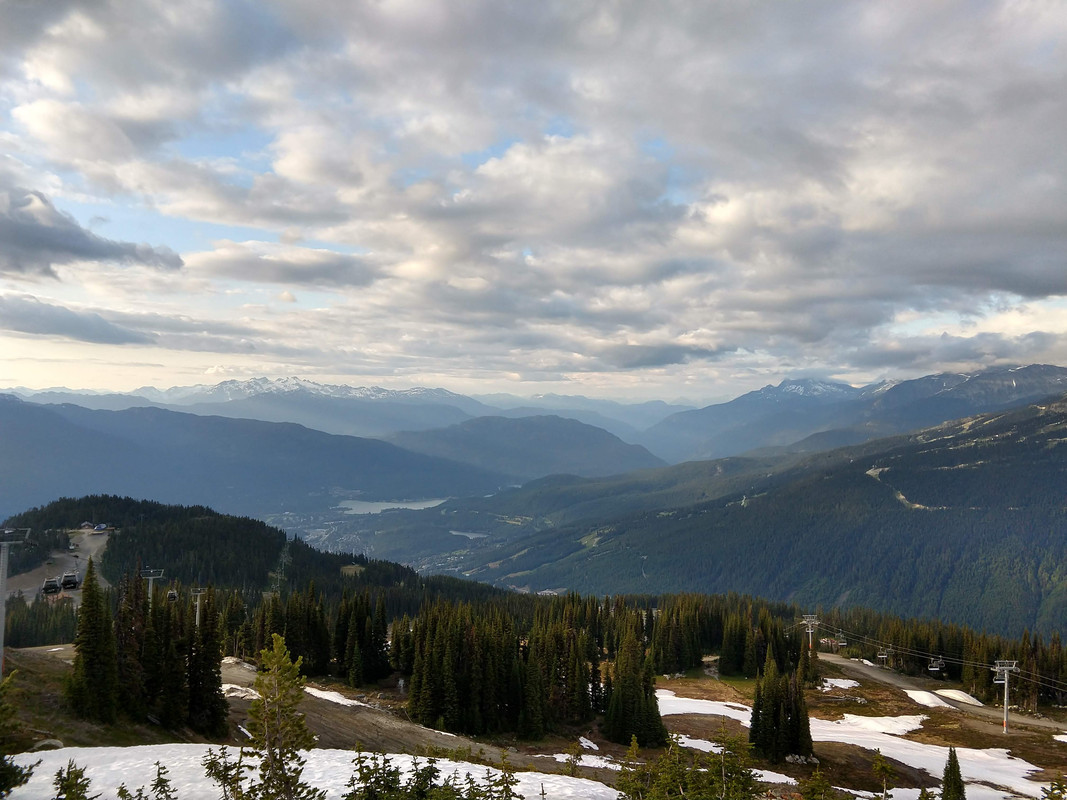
top-left (655, 689), bottom-right (1051, 800)
top-left (656, 689), bottom-right (751, 723)
top-left (9, 687), bottom-right (1055, 800)
top-left (11, 746), bottom-right (619, 800)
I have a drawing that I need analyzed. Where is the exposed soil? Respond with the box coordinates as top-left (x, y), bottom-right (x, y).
top-left (7, 642), bottom-right (1067, 795)
top-left (4, 530), bottom-right (111, 602)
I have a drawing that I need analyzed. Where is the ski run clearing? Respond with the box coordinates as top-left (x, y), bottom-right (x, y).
top-left (11, 684), bottom-right (1060, 800)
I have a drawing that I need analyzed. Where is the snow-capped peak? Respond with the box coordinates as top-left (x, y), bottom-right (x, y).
top-left (757, 378), bottom-right (859, 399)
top-left (131, 377), bottom-right (469, 405)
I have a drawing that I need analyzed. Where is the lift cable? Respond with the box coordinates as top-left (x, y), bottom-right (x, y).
top-left (825, 624), bottom-right (1067, 694)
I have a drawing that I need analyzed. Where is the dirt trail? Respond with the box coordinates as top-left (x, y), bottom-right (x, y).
top-left (821, 653), bottom-right (1064, 733)
top-left (5, 530), bottom-right (110, 601)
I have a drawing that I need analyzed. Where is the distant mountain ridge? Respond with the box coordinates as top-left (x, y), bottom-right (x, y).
top-left (642, 364), bottom-right (1067, 461)
top-left (0, 396), bottom-right (508, 520)
top-left (134, 377), bottom-right (486, 410)
top-left (413, 390), bottom-right (1067, 635)
top-left (17, 378), bottom-right (688, 439)
top-left (386, 415), bottom-right (666, 480)
top-left (14, 365), bottom-right (1067, 464)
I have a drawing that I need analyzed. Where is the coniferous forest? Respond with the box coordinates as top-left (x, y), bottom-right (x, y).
top-left (7, 494), bottom-right (1067, 749)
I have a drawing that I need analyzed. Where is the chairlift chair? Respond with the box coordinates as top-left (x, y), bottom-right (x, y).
top-left (836, 631), bottom-right (847, 647)
top-left (167, 589), bottom-right (178, 602)
top-left (928, 656), bottom-right (944, 672)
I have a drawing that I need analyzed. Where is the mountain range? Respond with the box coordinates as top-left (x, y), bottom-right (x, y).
top-left (8, 364), bottom-right (1067, 634)
top-left (335, 390), bottom-right (1067, 635)
top-left (0, 395), bottom-right (663, 520)
top-left (640, 364), bottom-right (1067, 461)
top-left (15, 364), bottom-right (1067, 463)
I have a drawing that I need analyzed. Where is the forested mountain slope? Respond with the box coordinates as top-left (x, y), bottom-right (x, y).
top-left (456, 393), bottom-right (1067, 635)
top-left (386, 415), bottom-right (666, 480)
top-left (3, 495), bottom-right (508, 607)
top-left (642, 364), bottom-right (1067, 462)
top-left (0, 396), bottom-right (508, 519)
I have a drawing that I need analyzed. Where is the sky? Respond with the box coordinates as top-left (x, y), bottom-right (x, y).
top-left (2, 1), bottom-right (1066, 401)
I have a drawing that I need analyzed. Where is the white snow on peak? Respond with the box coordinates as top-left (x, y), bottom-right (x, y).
top-left (133, 378), bottom-right (468, 405)
top-left (758, 378), bottom-right (858, 399)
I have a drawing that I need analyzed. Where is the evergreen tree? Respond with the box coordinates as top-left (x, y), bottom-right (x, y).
top-left (603, 622), bottom-right (667, 746)
top-left (1042, 777), bottom-right (1067, 800)
top-left (749, 655), bottom-right (811, 763)
top-left (246, 634), bottom-right (325, 800)
top-left (66, 558), bottom-right (118, 724)
top-left (156, 603), bottom-right (189, 729)
top-left (872, 749), bottom-right (894, 800)
top-left (52, 760), bottom-right (98, 800)
top-left (800, 768), bottom-right (836, 800)
top-left (187, 589), bottom-right (229, 737)
top-left (942, 746), bottom-right (965, 800)
top-left (516, 656), bottom-right (544, 740)
top-left (615, 729), bottom-right (758, 800)
top-left (114, 571), bottom-right (149, 720)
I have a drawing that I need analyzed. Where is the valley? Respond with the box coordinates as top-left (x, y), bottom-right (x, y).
top-left (4, 368), bottom-right (1067, 798)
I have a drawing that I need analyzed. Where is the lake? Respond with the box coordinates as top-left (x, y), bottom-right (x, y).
top-left (336, 498), bottom-right (448, 515)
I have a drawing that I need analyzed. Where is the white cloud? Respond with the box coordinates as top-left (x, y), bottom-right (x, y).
top-left (2, 0), bottom-right (1066, 396)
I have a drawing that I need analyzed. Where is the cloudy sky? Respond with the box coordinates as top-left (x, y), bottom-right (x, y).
top-left (1, 1), bottom-right (1065, 401)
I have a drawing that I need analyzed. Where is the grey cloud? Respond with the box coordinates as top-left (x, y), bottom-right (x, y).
top-left (186, 242), bottom-right (379, 287)
top-left (0, 295), bottom-right (155, 345)
top-left (0, 185), bottom-right (183, 276)
top-left (10, 0), bottom-right (296, 94)
top-left (596, 343), bottom-right (729, 370)
top-left (848, 331), bottom-right (1067, 375)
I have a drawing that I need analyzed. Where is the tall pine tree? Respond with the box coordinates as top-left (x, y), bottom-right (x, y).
top-left (247, 634), bottom-right (324, 800)
top-left (66, 558), bottom-right (118, 724)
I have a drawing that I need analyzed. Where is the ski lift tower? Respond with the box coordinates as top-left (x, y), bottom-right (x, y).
top-left (191, 587), bottom-right (207, 628)
top-left (801, 614), bottom-right (819, 652)
top-left (992, 660), bottom-right (1020, 733)
top-left (0, 528), bottom-right (30, 679)
top-left (140, 567), bottom-right (164, 611)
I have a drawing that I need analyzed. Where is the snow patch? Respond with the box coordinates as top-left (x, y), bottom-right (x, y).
top-left (675, 734), bottom-right (720, 753)
top-left (222, 684), bottom-right (259, 701)
top-left (655, 690), bottom-right (1048, 797)
top-left (10, 745), bottom-right (619, 800)
top-left (304, 686), bottom-right (371, 707)
top-left (936, 689), bottom-right (983, 707)
top-left (755, 769), bottom-right (797, 785)
top-left (579, 736), bottom-right (598, 751)
top-left (821, 678), bottom-right (860, 692)
top-left (905, 690), bottom-right (954, 709)
top-left (655, 689), bottom-right (750, 724)
top-left (536, 753), bottom-right (621, 771)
